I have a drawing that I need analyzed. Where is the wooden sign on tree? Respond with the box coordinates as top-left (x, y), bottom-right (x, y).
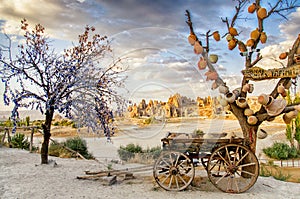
top-left (242, 64), bottom-right (300, 81)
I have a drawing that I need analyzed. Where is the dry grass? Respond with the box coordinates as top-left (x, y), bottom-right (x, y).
top-left (260, 164), bottom-right (300, 183)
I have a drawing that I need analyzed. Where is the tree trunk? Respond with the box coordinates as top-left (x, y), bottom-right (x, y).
top-left (231, 103), bottom-right (260, 177)
top-left (231, 103), bottom-right (259, 153)
top-left (41, 107), bottom-right (54, 164)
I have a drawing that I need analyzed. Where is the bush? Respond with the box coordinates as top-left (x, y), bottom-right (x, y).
top-left (64, 137), bottom-right (93, 159)
top-left (48, 142), bottom-right (69, 157)
top-left (48, 137), bottom-right (93, 159)
top-left (118, 144), bottom-right (142, 161)
top-left (263, 142), bottom-right (299, 160)
top-left (10, 133), bottom-right (30, 150)
top-left (118, 143), bottom-right (161, 162)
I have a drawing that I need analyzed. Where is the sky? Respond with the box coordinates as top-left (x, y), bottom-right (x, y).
top-left (0, 0), bottom-right (300, 112)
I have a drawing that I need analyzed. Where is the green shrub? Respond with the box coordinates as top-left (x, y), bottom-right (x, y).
top-left (263, 142), bottom-right (299, 160)
top-left (49, 137), bottom-right (93, 159)
top-left (48, 142), bottom-right (68, 157)
top-left (10, 133), bottom-right (30, 150)
top-left (118, 144), bottom-right (142, 161)
top-left (64, 137), bottom-right (93, 159)
top-left (118, 144), bottom-right (161, 162)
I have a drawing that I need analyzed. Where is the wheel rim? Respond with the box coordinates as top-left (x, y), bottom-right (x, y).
top-left (153, 151), bottom-right (195, 191)
top-left (207, 144), bottom-right (259, 193)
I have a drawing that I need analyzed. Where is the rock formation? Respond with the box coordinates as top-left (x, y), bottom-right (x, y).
top-left (127, 93), bottom-right (217, 118)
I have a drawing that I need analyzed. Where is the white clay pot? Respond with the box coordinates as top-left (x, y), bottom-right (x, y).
top-left (219, 85), bottom-right (229, 94)
top-left (257, 129), bottom-right (268, 139)
top-left (236, 97), bottom-right (248, 108)
top-left (247, 115), bottom-right (258, 125)
top-left (194, 41), bottom-right (203, 54)
top-left (244, 108), bottom-right (254, 116)
top-left (265, 98), bottom-right (286, 116)
top-left (225, 92), bottom-right (236, 103)
top-left (219, 98), bottom-right (228, 107)
top-left (232, 87), bottom-right (241, 97)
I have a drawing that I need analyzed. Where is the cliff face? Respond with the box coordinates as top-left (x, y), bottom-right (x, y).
top-left (127, 93), bottom-right (217, 118)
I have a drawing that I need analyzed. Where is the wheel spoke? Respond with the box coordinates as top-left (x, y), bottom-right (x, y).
top-left (217, 151), bottom-right (230, 166)
top-left (225, 146), bottom-right (231, 163)
top-left (239, 162), bottom-right (257, 168)
top-left (236, 151), bottom-right (249, 165)
top-left (177, 174), bottom-right (189, 186)
top-left (240, 169), bottom-right (256, 177)
top-left (161, 158), bottom-right (171, 167)
top-left (234, 175), bottom-right (240, 193)
top-left (215, 171), bottom-right (229, 184)
top-left (234, 146), bottom-right (239, 163)
top-left (175, 175), bottom-right (179, 189)
top-left (157, 164), bottom-right (170, 171)
top-left (161, 173), bottom-right (171, 184)
top-left (168, 175), bottom-right (174, 188)
top-left (174, 153), bottom-right (180, 166)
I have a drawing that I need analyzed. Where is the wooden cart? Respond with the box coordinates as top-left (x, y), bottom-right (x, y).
top-left (153, 132), bottom-right (259, 193)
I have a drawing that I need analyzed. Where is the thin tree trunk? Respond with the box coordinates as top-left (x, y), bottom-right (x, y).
top-left (41, 107), bottom-right (54, 164)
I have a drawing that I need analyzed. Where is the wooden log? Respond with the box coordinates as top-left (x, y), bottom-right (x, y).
top-left (77, 175), bottom-right (117, 186)
top-left (85, 165), bottom-right (152, 175)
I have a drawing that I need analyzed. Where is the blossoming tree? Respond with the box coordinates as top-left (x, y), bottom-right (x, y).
top-left (0, 20), bottom-right (126, 164)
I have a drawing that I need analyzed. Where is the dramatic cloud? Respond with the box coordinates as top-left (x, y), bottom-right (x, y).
top-left (1, 0), bottom-right (299, 109)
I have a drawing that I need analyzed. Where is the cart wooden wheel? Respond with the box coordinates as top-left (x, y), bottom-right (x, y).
top-left (153, 151), bottom-right (195, 191)
top-left (207, 144), bottom-right (259, 193)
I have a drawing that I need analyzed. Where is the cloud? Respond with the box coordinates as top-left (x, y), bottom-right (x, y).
top-left (279, 7), bottom-right (300, 41)
top-left (1, 0), bottom-right (300, 106)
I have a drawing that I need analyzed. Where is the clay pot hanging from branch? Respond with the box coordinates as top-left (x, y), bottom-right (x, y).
top-left (188, 34), bottom-right (197, 45)
top-left (265, 98), bottom-right (287, 116)
top-left (244, 108), bottom-right (254, 116)
top-left (277, 84), bottom-right (287, 97)
top-left (283, 110), bottom-right (298, 124)
top-left (248, 3), bottom-right (256, 13)
top-left (197, 57), bottom-right (207, 70)
top-left (219, 85), bottom-right (229, 94)
top-left (247, 115), bottom-right (258, 125)
top-left (194, 41), bottom-right (203, 54)
top-left (225, 92), bottom-right (237, 103)
top-left (209, 54), bottom-right (218, 64)
top-left (213, 31), bottom-right (220, 41)
top-left (205, 70), bottom-right (218, 81)
top-left (236, 97), bottom-right (248, 108)
top-left (257, 7), bottom-right (267, 19)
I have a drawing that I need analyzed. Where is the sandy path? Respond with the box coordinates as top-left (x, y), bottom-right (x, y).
top-left (1, 147), bottom-right (300, 199)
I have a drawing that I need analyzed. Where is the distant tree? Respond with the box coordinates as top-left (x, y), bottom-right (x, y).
top-left (0, 19), bottom-right (126, 163)
top-left (186, 0), bottom-right (300, 153)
